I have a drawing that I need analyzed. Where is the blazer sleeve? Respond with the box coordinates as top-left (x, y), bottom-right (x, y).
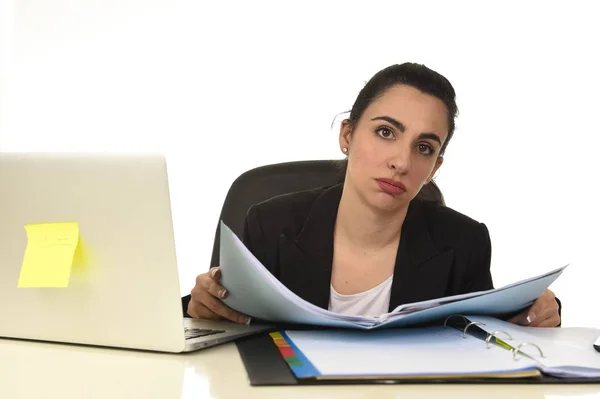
top-left (461, 222), bottom-right (494, 293)
top-left (242, 205), bottom-right (263, 257)
top-left (241, 204), bottom-right (278, 275)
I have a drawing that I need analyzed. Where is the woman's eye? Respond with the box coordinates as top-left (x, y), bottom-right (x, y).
top-left (376, 127), bottom-right (395, 140)
top-left (417, 143), bottom-right (434, 155)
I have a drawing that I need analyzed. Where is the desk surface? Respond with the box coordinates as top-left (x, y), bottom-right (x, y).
top-left (1, 337), bottom-right (599, 398)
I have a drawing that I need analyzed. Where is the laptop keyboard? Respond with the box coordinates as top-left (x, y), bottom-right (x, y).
top-left (184, 327), bottom-right (226, 340)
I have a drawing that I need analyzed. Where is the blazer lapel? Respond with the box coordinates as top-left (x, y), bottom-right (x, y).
top-left (389, 200), bottom-right (455, 311)
top-left (276, 184), bottom-right (454, 312)
top-left (277, 184), bottom-right (343, 309)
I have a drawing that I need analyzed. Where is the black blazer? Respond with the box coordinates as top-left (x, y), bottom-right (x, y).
top-left (182, 183), bottom-right (561, 320)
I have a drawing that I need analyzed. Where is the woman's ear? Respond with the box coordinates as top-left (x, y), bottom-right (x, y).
top-left (429, 156), bottom-right (444, 181)
top-left (339, 119), bottom-right (353, 152)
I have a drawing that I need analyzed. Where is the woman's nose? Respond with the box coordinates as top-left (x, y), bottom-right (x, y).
top-left (388, 146), bottom-right (411, 173)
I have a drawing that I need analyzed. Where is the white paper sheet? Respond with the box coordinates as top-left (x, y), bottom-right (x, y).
top-left (464, 316), bottom-right (600, 378)
top-left (218, 221), bottom-right (568, 329)
top-left (284, 327), bottom-right (539, 377)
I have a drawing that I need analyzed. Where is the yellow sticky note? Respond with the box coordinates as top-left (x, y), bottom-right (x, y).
top-left (18, 222), bottom-right (81, 288)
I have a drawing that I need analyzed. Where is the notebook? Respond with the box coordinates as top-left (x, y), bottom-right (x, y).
top-left (269, 316), bottom-right (600, 381)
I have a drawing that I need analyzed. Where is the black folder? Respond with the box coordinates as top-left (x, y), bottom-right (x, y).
top-left (235, 333), bottom-right (600, 386)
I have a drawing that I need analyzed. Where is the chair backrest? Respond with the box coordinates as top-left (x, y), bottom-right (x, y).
top-left (209, 160), bottom-right (445, 267)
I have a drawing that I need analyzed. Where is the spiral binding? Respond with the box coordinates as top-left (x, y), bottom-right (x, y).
top-left (443, 314), bottom-right (545, 360)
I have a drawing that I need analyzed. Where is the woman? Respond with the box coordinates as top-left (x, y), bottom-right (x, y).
top-left (184, 63), bottom-right (561, 328)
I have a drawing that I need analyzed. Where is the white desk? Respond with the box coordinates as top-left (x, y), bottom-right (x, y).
top-left (1, 337), bottom-right (599, 398)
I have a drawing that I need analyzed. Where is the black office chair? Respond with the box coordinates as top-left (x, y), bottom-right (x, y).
top-left (208, 159), bottom-right (445, 267)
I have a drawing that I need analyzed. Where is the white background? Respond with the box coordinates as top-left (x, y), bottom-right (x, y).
top-left (1, 0), bottom-right (599, 328)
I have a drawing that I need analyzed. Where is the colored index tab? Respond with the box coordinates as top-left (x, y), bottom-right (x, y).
top-left (18, 222), bottom-right (80, 288)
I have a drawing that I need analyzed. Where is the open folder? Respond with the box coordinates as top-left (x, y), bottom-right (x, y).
top-left (218, 222), bottom-right (567, 329)
top-left (269, 316), bottom-right (600, 381)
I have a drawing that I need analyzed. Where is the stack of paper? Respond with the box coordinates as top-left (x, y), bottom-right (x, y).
top-left (218, 222), bottom-right (567, 329)
top-left (272, 320), bottom-right (600, 380)
top-left (271, 327), bottom-right (543, 380)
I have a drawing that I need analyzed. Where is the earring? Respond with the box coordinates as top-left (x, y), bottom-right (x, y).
top-left (342, 147), bottom-right (348, 154)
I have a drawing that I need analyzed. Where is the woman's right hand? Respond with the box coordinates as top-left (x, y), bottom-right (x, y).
top-left (187, 267), bottom-right (250, 324)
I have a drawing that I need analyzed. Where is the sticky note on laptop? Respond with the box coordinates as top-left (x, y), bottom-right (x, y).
top-left (18, 222), bottom-right (81, 288)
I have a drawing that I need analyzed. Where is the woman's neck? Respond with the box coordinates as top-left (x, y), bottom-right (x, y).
top-left (335, 183), bottom-right (408, 250)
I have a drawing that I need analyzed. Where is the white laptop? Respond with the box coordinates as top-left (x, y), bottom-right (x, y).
top-left (0, 152), bottom-right (272, 353)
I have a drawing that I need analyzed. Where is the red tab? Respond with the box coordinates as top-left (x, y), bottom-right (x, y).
top-left (278, 346), bottom-right (295, 357)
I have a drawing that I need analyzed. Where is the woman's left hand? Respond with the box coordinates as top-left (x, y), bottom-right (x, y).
top-left (507, 289), bottom-right (560, 327)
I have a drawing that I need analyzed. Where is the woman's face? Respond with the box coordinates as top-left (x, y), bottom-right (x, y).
top-left (340, 84), bottom-right (449, 212)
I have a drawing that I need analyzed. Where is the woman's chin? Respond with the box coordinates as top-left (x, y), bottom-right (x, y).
top-left (369, 192), bottom-right (408, 212)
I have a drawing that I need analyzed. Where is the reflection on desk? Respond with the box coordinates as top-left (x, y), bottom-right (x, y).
top-left (1, 337), bottom-right (599, 399)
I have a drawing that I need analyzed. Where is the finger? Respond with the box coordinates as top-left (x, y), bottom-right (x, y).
top-left (528, 301), bottom-right (559, 327)
top-left (210, 267), bottom-right (221, 281)
top-left (507, 308), bottom-right (530, 325)
top-left (200, 274), bottom-right (229, 300)
top-left (535, 313), bottom-right (561, 328)
top-left (188, 301), bottom-right (217, 319)
top-left (198, 289), bottom-right (249, 324)
top-left (527, 307), bottom-right (554, 327)
top-left (187, 298), bottom-right (221, 320)
top-left (513, 298), bottom-right (549, 326)
top-left (527, 290), bottom-right (556, 318)
top-left (526, 295), bottom-right (558, 327)
top-left (194, 271), bottom-right (228, 299)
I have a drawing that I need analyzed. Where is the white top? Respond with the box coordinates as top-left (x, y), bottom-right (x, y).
top-left (328, 275), bottom-right (394, 316)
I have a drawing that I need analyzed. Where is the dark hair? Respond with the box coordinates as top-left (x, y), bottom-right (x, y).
top-left (345, 62), bottom-right (458, 156)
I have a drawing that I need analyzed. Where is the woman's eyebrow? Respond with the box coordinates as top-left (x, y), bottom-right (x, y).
top-left (417, 133), bottom-right (442, 146)
top-left (371, 116), bottom-right (405, 132)
top-left (371, 116), bottom-right (442, 145)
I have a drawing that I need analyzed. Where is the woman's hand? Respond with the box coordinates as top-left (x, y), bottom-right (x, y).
top-left (187, 267), bottom-right (250, 324)
top-left (507, 289), bottom-right (560, 327)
